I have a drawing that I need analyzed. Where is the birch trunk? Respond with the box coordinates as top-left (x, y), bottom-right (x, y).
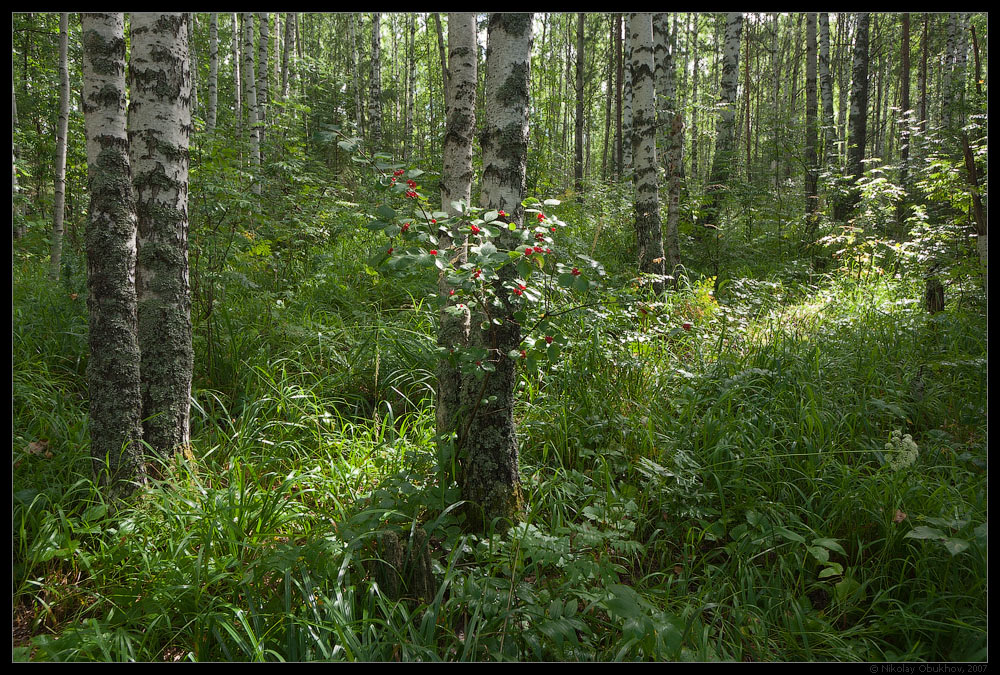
top-left (652, 13), bottom-right (681, 271)
top-left (629, 13), bottom-right (665, 291)
top-left (403, 14), bottom-right (415, 162)
top-left (847, 13), bottom-right (870, 184)
top-left (622, 26), bottom-right (634, 175)
top-left (208, 13), bottom-right (218, 131)
top-left (574, 13), bottom-right (585, 189)
top-left (369, 13), bottom-right (383, 150)
top-left (704, 13), bottom-right (742, 227)
top-left (805, 14), bottom-right (819, 216)
top-left (129, 12), bottom-right (194, 460)
top-left (80, 12), bottom-right (145, 493)
top-left (281, 13), bottom-right (293, 99)
top-left (348, 15), bottom-right (364, 138)
top-left (232, 13), bottom-right (241, 133)
top-left (241, 13), bottom-right (261, 194)
top-left (256, 13), bottom-right (269, 151)
top-left (437, 12), bottom-right (476, 469)
top-left (50, 13), bottom-right (69, 280)
top-left (818, 13), bottom-right (836, 167)
top-left (463, 12), bottom-right (533, 533)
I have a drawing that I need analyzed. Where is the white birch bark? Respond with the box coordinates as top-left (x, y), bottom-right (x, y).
top-left (232, 13), bottom-right (241, 133)
top-left (629, 13), bottom-right (665, 290)
top-left (818, 13), bottom-right (837, 167)
top-left (348, 14), bottom-right (364, 138)
top-left (437, 12), bottom-right (476, 466)
top-left (463, 12), bottom-right (533, 533)
top-left (50, 13), bottom-right (69, 280)
top-left (241, 13), bottom-right (261, 194)
top-left (128, 12), bottom-right (194, 459)
top-left (653, 13), bottom-right (682, 271)
top-left (705, 12), bottom-right (742, 225)
top-left (369, 13), bottom-right (383, 150)
top-left (256, 13), bottom-right (269, 151)
top-left (805, 14), bottom-right (819, 216)
top-left (208, 13), bottom-right (218, 131)
top-left (80, 12), bottom-right (145, 492)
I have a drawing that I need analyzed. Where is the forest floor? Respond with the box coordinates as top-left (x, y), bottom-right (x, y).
top-left (12, 221), bottom-right (987, 661)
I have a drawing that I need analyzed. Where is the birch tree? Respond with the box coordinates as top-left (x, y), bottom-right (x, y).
top-left (369, 13), bottom-right (383, 150)
top-left (437, 12), bottom-right (477, 468)
top-left (256, 13), bottom-right (269, 150)
top-left (462, 12), bottom-right (533, 533)
top-left (129, 12), bottom-right (194, 459)
top-left (207, 13), bottom-right (218, 131)
top-left (818, 13), bottom-right (837, 167)
top-left (241, 13), bottom-right (261, 194)
top-left (653, 13), bottom-right (682, 272)
top-left (49, 13), bottom-right (69, 280)
top-left (80, 12), bottom-right (145, 492)
top-left (704, 12), bottom-right (743, 228)
top-left (839, 12), bottom-right (870, 219)
top-left (232, 13), bottom-right (241, 133)
top-left (628, 13), bottom-right (665, 291)
top-left (574, 13), bottom-right (585, 189)
top-left (805, 14), bottom-right (819, 217)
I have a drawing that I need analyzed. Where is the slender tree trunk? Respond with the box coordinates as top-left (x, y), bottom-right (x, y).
top-left (836, 14), bottom-right (850, 169)
top-left (208, 13), bottom-right (218, 131)
top-left (370, 13), bottom-right (383, 150)
top-left (818, 13), bottom-right (836, 167)
top-left (704, 13), bottom-right (742, 227)
top-left (348, 15), bottom-right (364, 138)
top-left (601, 16), bottom-right (612, 181)
top-left (805, 13), bottom-right (819, 217)
top-left (281, 13), bottom-right (293, 99)
top-left (433, 12), bottom-right (448, 156)
top-left (50, 13), bottom-right (69, 280)
top-left (129, 12), bottom-right (194, 461)
top-left (232, 13), bottom-right (241, 134)
top-left (188, 14), bottom-right (197, 120)
top-left (404, 14), bottom-right (415, 162)
top-left (574, 13), bottom-right (585, 190)
top-left (629, 13), bottom-right (665, 291)
top-left (463, 12), bottom-right (533, 534)
top-left (437, 12), bottom-right (477, 471)
top-left (897, 13), bottom-right (911, 230)
top-left (615, 14), bottom-right (623, 179)
top-left (835, 12), bottom-right (870, 220)
top-left (622, 22), bottom-right (634, 175)
top-left (256, 13), bottom-right (269, 151)
top-left (690, 14), bottom-right (699, 183)
top-left (653, 12), bottom-right (681, 272)
top-left (241, 13), bottom-right (261, 194)
top-left (80, 12), bottom-right (145, 493)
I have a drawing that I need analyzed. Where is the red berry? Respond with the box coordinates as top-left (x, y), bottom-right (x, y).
top-left (682, 322), bottom-right (692, 331)
top-left (524, 248), bottom-right (533, 256)
top-left (537, 213), bottom-right (545, 221)
top-left (387, 247), bottom-right (393, 254)
top-left (402, 222), bottom-right (410, 231)
top-left (498, 210), bottom-right (506, 217)
top-left (429, 249), bottom-right (438, 255)
top-left (571, 268), bottom-right (581, 276)
top-left (430, 219), bottom-right (437, 224)
top-left (470, 224), bottom-right (481, 234)
top-left (545, 336), bottom-right (553, 344)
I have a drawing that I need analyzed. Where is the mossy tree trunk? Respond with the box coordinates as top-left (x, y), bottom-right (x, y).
top-left (129, 12), bottom-right (194, 461)
top-left (461, 12), bottom-right (533, 534)
top-left (80, 12), bottom-right (145, 494)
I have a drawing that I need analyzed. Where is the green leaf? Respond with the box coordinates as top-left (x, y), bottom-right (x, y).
top-left (376, 204), bottom-right (396, 221)
top-left (543, 198), bottom-right (561, 206)
top-left (811, 537), bottom-right (847, 555)
top-left (818, 562), bottom-right (843, 578)
top-left (941, 538), bottom-right (971, 556)
top-left (547, 343), bottom-right (561, 363)
top-left (573, 275), bottom-right (589, 293)
top-left (905, 526), bottom-right (946, 540)
top-left (605, 584), bottom-right (644, 620)
top-left (483, 210), bottom-right (499, 223)
top-left (558, 273), bottom-right (575, 288)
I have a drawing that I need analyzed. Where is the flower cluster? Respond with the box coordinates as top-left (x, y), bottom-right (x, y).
top-left (884, 429), bottom-right (919, 471)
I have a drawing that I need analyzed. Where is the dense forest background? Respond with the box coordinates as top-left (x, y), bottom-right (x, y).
top-left (13, 12), bottom-right (987, 662)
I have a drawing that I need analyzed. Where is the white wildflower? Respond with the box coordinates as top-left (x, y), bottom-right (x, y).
top-left (884, 429), bottom-right (919, 471)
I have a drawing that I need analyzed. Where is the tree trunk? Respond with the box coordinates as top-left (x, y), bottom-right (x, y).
top-left (835, 12), bottom-right (870, 221)
top-left (622, 22), bottom-right (634, 175)
top-left (574, 13), bottom-right (585, 190)
top-left (80, 12), bottom-right (145, 494)
top-left (615, 14), bottom-right (623, 179)
top-left (629, 13), bottom-right (665, 292)
top-left (463, 12), bottom-right (533, 534)
top-left (208, 13), bottom-right (218, 131)
top-left (281, 13), bottom-right (293, 99)
top-left (805, 14), bottom-right (819, 217)
top-left (232, 13), bottom-right (241, 134)
top-left (256, 13), bottom-right (269, 151)
top-left (129, 12), bottom-right (194, 461)
top-left (653, 13), bottom-right (681, 272)
top-left (241, 13), bottom-right (261, 194)
top-left (370, 13), bottom-right (383, 150)
top-left (50, 13), bottom-right (69, 280)
top-left (437, 12), bottom-right (477, 474)
top-left (818, 13), bottom-right (836, 168)
top-left (404, 14), bottom-right (415, 162)
top-left (348, 14), bottom-right (364, 139)
top-left (704, 13), bottom-right (742, 228)
top-left (896, 13), bottom-right (911, 230)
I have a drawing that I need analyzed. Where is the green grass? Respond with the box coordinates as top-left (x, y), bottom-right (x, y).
top-left (12, 215), bottom-right (987, 661)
